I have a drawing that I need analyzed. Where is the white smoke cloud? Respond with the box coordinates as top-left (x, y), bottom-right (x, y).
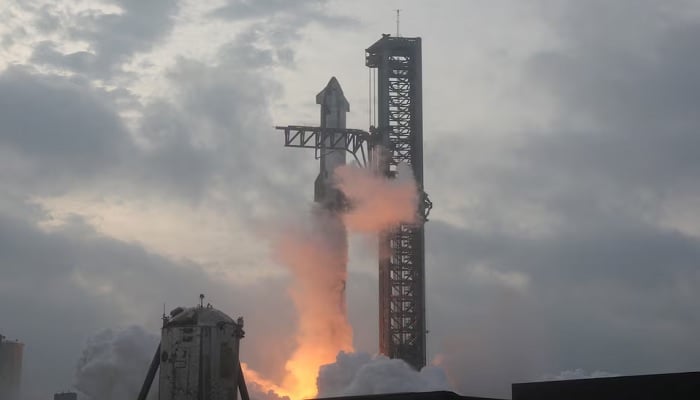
top-left (542, 368), bottom-right (619, 381)
top-left (74, 326), bottom-right (159, 400)
top-left (335, 163), bottom-right (419, 233)
top-left (317, 352), bottom-right (452, 397)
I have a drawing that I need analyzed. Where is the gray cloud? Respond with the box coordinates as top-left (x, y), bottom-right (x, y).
top-left (526, 19), bottom-right (700, 191)
top-left (74, 326), bottom-right (159, 400)
top-left (28, 0), bottom-right (181, 78)
top-left (0, 66), bottom-right (132, 193)
top-left (210, 0), bottom-right (354, 26)
top-left (426, 217), bottom-right (700, 397)
top-left (0, 53), bottom-right (309, 211)
top-left (125, 54), bottom-right (314, 212)
top-left (210, 0), bottom-right (357, 68)
top-left (0, 67), bottom-right (124, 158)
top-left (0, 27), bottom-right (319, 399)
top-left (420, 1), bottom-right (700, 397)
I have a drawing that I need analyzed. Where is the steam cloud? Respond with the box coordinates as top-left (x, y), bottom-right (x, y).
top-left (73, 326), bottom-right (286, 400)
top-left (335, 163), bottom-right (419, 232)
top-left (317, 352), bottom-right (452, 397)
top-left (74, 326), bottom-right (159, 400)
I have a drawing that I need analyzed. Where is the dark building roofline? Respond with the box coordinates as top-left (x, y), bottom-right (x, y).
top-left (316, 390), bottom-right (504, 400)
top-left (512, 371), bottom-right (700, 400)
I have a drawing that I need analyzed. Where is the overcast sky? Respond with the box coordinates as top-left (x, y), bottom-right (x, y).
top-left (2, 0), bottom-right (700, 399)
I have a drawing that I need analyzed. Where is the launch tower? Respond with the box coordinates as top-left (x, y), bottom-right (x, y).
top-left (366, 34), bottom-right (428, 369)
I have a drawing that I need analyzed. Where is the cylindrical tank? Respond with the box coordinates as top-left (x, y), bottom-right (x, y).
top-left (0, 335), bottom-right (24, 400)
top-left (159, 304), bottom-right (244, 400)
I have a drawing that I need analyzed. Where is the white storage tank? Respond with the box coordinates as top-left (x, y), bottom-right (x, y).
top-left (159, 301), bottom-right (245, 400)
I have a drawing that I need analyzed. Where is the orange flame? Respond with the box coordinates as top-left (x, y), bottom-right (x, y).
top-left (246, 210), bottom-right (353, 400)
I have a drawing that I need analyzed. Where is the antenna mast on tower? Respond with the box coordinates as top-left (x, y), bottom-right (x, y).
top-left (396, 9), bottom-right (401, 36)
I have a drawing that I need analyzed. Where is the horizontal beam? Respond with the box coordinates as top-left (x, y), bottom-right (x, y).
top-left (275, 125), bottom-right (372, 166)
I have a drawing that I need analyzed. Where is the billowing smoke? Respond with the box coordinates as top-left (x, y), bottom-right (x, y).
top-left (317, 352), bottom-right (452, 397)
top-left (73, 325), bottom-right (296, 400)
top-left (74, 326), bottom-right (159, 400)
top-left (335, 163), bottom-right (419, 232)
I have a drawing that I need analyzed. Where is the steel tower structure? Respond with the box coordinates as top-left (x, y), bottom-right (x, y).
top-left (366, 34), bottom-right (429, 369)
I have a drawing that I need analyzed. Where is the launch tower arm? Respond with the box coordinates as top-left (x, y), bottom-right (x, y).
top-left (275, 125), bottom-right (372, 166)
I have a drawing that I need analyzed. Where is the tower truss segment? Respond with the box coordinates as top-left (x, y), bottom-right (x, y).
top-left (366, 34), bottom-right (428, 369)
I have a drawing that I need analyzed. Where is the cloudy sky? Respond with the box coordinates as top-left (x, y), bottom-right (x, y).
top-left (2, 0), bottom-right (700, 399)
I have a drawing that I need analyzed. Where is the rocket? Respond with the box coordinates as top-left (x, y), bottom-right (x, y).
top-left (314, 77), bottom-right (350, 211)
top-left (313, 77), bottom-right (350, 316)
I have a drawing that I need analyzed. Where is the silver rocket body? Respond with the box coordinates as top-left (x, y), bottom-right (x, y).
top-left (313, 77), bottom-right (350, 316)
top-left (314, 77), bottom-right (349, 209)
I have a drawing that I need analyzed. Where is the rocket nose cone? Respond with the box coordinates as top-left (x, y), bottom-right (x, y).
top-left (316, 77), bottom-right (350, 111)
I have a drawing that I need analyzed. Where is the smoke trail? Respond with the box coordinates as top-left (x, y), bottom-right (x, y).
top-left (317, 352), bottom-right (451, 397)
top-left (267, 207), bottom-right (354, 400)
top-left (74, 326), bottom-right (159, 400)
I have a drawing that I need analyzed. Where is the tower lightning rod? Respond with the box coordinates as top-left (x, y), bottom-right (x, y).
top-left (396, 9), bottom-right (401, 36)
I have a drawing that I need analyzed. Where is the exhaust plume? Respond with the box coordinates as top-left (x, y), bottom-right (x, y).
top-left (244, 163), bottom-right (422, 400)
top-left (266, 208), bottom-right (354, 400)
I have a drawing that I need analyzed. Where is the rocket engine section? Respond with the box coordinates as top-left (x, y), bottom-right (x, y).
top-left (159, 304), bottom-right (245, 400)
